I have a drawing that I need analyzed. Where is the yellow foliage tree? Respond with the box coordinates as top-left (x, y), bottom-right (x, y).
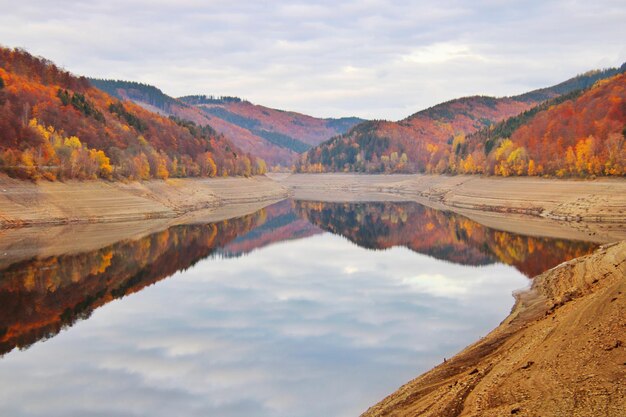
top-left (256, 158), bottom-right (267, 175)
top-left (90, 149), bottom-right (113, 179)
top-left (64, 136), bottom-right (82, 149)
top-left (506, 146), bottom-right (528, 176)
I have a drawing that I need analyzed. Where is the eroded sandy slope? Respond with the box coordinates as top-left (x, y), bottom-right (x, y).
top-left (361, 241), bottom-right (626, 417)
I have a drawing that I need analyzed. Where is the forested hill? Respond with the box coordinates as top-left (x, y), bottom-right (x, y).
top-left (90, 78), bottom-right (364, 167)
top-left (456, 72), bottom-right (626, 176)
top-left (298, 64), bottom-right (625, 176)
top-left (0, 47), bottom-right (265, 181)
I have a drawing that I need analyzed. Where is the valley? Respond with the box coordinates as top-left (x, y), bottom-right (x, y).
top-left (0, 38), bottom-right (625, 417)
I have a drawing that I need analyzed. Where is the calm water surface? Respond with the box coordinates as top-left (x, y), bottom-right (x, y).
top-left (0, 200), bottom-right (596, 417)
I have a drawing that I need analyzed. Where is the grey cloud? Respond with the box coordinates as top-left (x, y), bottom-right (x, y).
top-left (0, 1), bottom-right (623, 119)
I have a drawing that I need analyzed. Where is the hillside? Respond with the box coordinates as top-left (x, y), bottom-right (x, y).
top-left (0, 47), bottom-right (265, 181)
top-left (90, 79), bottom-right (364, 166)
top-left (457, 72), bottom-right (626, 177)
top-left (89, 80), bottom-right (297, 166)
top-left (298, 65), bottom-right (625, 175)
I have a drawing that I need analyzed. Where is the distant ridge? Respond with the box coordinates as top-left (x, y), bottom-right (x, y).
top-left (90, 78), bottom-right (365, 166)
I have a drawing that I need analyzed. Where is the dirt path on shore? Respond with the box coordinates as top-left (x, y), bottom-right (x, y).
top-left (361, 241), bottom-right (626, 417)
top-left (275, 173), bottom-right (626, 243)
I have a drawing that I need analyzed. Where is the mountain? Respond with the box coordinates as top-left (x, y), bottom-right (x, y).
top-left (89, 79), bottom-right (364, 166)
top-left (298, 65), bottom-right (625, 175)
top-left (0, 47), bottom-right (264, 181)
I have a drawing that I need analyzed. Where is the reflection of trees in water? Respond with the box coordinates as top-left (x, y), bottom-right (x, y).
top-left (0, 199), bottom-right (598, 356)
top-left (0, 210), bottom-right (266, 356)
top-left (294, 201), bottom-right (597, 277)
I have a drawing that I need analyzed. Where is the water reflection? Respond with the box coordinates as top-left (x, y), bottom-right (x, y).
top-left (0, 211), bottom-right (266, 355)
top-left (0, 199), bottom-right (598, 417)
top-left (294, 201), bottom-right (596, 277)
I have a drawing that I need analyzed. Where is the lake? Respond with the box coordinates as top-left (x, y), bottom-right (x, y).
top-left (0, 200), bottom-right (596, 417)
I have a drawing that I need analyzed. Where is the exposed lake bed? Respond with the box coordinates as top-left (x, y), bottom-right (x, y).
top-left (0, 194), bottom-right (617, 416)
top-left (0, 175), bottom-right (624, 416)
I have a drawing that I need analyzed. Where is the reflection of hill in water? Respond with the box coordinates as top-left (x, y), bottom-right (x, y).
top-left (0, 199), bottom-right (597, 356)
top-left (295, 201), bottom-right (494, 266)
top-left (294, 201), bottom-right (597, 277)
top-left (0, 212), bottom-right (266, 356)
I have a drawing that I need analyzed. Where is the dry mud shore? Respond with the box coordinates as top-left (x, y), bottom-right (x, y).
top-left (361, 241), bottom-right (626, 417)
top-left (0, 174), bottom-right (289, 266)
top-left (276, 173), bottom-right (626, 225)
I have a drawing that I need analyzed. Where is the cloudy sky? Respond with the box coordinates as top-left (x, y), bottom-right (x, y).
top-left (0, 0), bottom-right (625, 119)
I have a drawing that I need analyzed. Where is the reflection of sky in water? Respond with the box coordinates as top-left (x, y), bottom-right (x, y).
top-left (0, 233), bottom-right (527, 417)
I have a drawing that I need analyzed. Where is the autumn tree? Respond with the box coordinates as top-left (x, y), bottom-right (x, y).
top-left (256, 158), bottom-right (267, 174)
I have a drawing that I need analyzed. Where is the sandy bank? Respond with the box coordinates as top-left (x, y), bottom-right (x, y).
top-left (361, 241), bottom-right (626, 417)
top-left (0, 175), bottom-right (289, 228)
top-left (275, 173), bottom-right (626, 243)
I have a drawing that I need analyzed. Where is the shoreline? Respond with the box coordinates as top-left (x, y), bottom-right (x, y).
top-left (276, 173), bottom-right (626, 223)
top-left (3, 173), bottom-right (625, 239)
top-left (274, 173), bottom-right (626, 243)
top-left (0, 175), bottom-right (290, 229)
top-left (2, 172), bottom-right (625, 265)
top-left (1, 173), bottom-right (625, 415)
top-left (361, 241), bottom-right (626, 417)
top-left (0, 197), bottom-right (286, 269)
